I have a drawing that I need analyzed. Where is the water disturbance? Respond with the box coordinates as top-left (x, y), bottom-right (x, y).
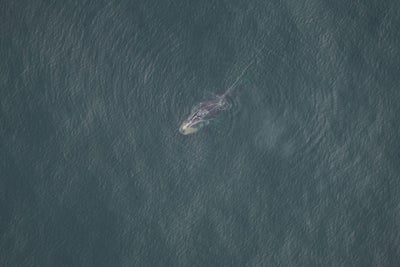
top-left (1, 0), bottom-right (400, 266)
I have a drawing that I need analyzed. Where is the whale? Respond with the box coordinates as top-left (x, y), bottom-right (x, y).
top-left (179, 53), bottom-right (258, 135)
top-left (179, 95), bottom-right (230, 135)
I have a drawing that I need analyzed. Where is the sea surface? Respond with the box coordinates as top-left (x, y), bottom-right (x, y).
top-left (1, 0), bottom-right (400, 266)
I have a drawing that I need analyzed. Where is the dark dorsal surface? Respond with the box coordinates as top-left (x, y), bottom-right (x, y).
top-left (190, 97), bottom-right (229, 121)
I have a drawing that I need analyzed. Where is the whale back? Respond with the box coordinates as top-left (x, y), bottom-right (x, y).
top-left (190, 96), bottom-right (229, 120)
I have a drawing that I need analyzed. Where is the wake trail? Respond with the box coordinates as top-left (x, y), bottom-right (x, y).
top-left (221, 46), bottom-right (267, 98)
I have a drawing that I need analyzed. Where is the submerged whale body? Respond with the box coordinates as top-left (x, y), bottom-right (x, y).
top-left (179, 96), bottom-right (230, 135)
top-left (179, 55), bottom-right (257, 135)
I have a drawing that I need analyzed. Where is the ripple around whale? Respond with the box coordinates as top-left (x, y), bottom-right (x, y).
top-left (110, 27), bottom-right (340, 177)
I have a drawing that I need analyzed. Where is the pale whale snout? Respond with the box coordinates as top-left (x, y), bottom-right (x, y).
top-left (179, 123), bottom-right (200, 135)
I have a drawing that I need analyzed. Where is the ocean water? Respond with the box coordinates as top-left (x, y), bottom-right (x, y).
top-left (1, 0), bottom-right (400, 266)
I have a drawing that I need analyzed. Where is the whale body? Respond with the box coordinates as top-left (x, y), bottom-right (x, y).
top-left (179, 54), bottom-right (258, 135)
top-left (179, 96), bottom-right (229, 135)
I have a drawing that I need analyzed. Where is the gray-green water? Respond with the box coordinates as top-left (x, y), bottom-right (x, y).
top-left (1, 0), bottom-right (400, 266)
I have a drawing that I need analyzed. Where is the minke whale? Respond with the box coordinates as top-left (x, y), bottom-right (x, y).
top-left (179, 59), bottom-right (255, 135)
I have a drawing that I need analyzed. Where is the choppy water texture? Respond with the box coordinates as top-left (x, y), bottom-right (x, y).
top-left (1, 0), bottom-right (400, 266)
